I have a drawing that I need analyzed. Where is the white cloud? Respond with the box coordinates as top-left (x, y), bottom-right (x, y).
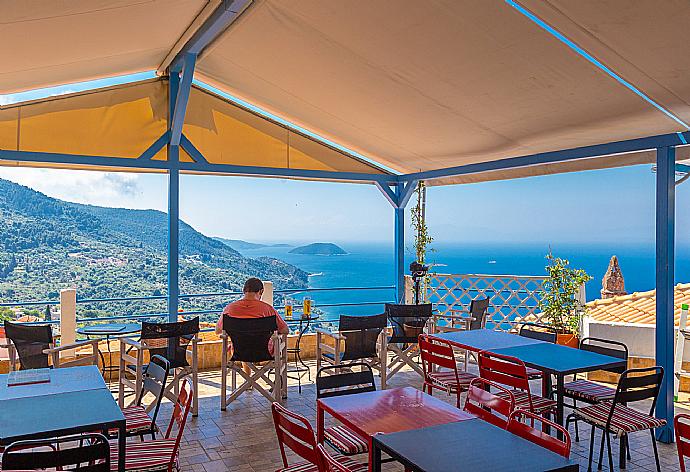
top-left (0, 168), bottom-right (146, 208)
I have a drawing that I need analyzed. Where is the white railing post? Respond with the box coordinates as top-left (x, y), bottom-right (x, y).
top-left (59, 288), bottom-right (77, 354)
top-left (262, 281), bottom-right (274, 306)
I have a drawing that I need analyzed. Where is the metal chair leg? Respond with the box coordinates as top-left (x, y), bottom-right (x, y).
top-left (606, 431), bottom-right (614, 472)
top-left (650, 429), bottom-right (661, 472)
top-left (587, 426), bottom-right (596, 472)
top-left (597, 427), bottom-right (606, 470)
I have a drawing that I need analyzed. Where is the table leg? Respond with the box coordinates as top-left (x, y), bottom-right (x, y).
top-left (118, 423), bottom-right (126, 472)
top-left (371, 439), bottom-right (381, 472)
top-left (556, 374), bottom-right (565, 440)
top-left (317, 404), bottom-right (325, 444)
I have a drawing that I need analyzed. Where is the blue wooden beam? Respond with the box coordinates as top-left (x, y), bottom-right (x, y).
top-left (375, 182), bottom-right (398, 207)
top-left (170, 54), bottom-right (196, 146)
top-left (394, 182), bottom-right (406, 303)
top-left (655, 145), bottom-right (675, 443)
top-left (167, 72), bottom-right (181, 322)
top-left (180, 134), bottom-right (208, 164)
top-left (169, 0), bottom-right (251, 73)
top-left (400, 132), bottom-right (690, 183)
top-left (397, 179), bottom-right (419, 209)
top-left (138, 131), bottom-right (170, 160)
top-left (677, 163), bottom-right (690, 174)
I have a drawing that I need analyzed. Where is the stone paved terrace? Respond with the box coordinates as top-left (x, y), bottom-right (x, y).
top-left (134, 361), bottom-right (690, 472)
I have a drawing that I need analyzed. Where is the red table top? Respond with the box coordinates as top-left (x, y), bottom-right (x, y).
top-left (317, 387), bottom-right (474, 439)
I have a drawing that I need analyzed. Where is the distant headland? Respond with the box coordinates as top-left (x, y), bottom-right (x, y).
top-left (289, 243), bottom-right (347, 256)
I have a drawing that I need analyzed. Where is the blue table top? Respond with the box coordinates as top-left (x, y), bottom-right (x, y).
top-left (433, 328), bottom-right (625, 376)
top-left (77, 322), bottom-right (141, 336)
top-left (433, 328), bottom-right (544, 351)
top-left (374, 419), bottom-right (578, 471)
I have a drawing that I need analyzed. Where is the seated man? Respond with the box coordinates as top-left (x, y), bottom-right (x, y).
top-left (215, 277), bottom-right (289, 356)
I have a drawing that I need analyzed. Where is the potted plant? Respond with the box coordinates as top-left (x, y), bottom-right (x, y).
top-left (538, 252), bottom-right (592, 348)
top-left (409, 181), bottom-right (433, 306)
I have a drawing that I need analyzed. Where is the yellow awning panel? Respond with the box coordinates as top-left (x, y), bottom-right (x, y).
top-left (0, 80), bottom-right (168, 160)
top-left (0, 78), bottom-right (386, 177)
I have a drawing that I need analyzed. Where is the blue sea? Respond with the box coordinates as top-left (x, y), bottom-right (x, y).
top-left (235, 242), bottom-right (690, 323)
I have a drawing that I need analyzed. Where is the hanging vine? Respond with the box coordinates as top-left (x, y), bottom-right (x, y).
top-left (410, 181), bottom-right (433, 264)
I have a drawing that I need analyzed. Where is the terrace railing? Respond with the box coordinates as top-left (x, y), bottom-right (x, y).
top-left (0, 284), bottom-right (396, 340)
top-left (425, 273), bottom-right (550, 331)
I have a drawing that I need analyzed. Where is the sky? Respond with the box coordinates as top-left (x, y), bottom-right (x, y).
top-left (0, 74), bottom-right (688, 248)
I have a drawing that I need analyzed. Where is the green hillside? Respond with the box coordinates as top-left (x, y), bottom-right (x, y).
top-left (0, 178), bottom-right (307, 319)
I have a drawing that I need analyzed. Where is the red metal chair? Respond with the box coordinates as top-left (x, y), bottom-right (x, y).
top-left (463, 377), bottom-right (515, 429)
top-left (271, 403), bottom-right (366, 472)
top-left (477, 350), bottom-right (556, 417)
top-left (317, 444), bottom-right (367, 472)
top-left (507, 409), bottom-right (571, 458)
top-left (111, 377), bottom-right (194, 472)
top-left (419, 334), bottom-right (477, 408)
top-left (676, 413), bottom-right (690, 472)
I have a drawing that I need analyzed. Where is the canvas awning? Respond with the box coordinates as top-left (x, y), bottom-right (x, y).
top-left (1, 0), bottom-right (689, 184)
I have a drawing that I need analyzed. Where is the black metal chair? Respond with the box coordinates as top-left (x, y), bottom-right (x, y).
top-left (316, 363), bottom-right (375, 456)
top-left (574, 366), bottom-right (665, 472)
top-left (316, 313), bottom-right (388, 386)
top-left (383, 303), bottom-right (433, 384)
top-left (1, 433), bottom-right (110, 472)
top-left (564, 337), bottom-right (629, 442)
top-left (518, 322), bottom-right (557, 343)
top-left (220, 315), bottom-right (287, 408)
top-left (119, 317), bottom-right (199, 416)
top-left (432, 296), bottom-right (490, 333)
top-left (467, 297), bottom-right (491, 331)
top-left (111, 354), bottom-right (170, 440)
top-left (3, 320), bottom-right (99, 370)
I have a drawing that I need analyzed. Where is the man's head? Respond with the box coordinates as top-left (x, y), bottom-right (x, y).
top-left (243, 277), bottom-right (264, 298)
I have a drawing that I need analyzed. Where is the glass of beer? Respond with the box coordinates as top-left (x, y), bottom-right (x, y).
top-left (285, 299), bottom-right (293, 320)
top-left (303, 296), bottom-right (312, 318)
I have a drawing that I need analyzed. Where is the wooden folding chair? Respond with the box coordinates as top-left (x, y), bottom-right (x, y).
top-left (3, 320), bottom-right (99, 370)
top-left (220, 315), bottom-right (287, 408)
top-left (119, 317), bottom-right (199, 416)
top-left (316, 313), bottom-right (387, 386)
top-left (382, 303), bottom-right (433, 385)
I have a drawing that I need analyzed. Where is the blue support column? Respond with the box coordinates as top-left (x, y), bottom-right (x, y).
top-left (394, 182), bottom-right (406, 303)
top-left (655, 145), bottom-right (675, 442)
top-left (167, 71), bottom-right (181, 322)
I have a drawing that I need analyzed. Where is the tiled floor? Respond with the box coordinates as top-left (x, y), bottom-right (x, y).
top-left (136, 361), bottom-right (689, 472)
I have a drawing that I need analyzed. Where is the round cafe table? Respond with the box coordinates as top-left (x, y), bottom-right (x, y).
top-left (286, 314), bottom-right (319, 393)
top-left (77, 323), bottom-right (141, 378)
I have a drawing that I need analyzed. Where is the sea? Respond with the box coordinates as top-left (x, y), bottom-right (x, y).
top-left (234, 241), bottom-right (690, 323)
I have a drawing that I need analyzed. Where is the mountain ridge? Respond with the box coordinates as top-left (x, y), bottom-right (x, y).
top-left (0, 178), bottom-right (307, 316)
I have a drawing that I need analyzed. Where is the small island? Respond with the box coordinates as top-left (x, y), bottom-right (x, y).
top-left (289, 242), bottom-right (347, 255)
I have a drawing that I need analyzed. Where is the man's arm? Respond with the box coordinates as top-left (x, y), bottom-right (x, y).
top-left (214, 314), bottom-right (223, 335)
top-left (275, 310), bottom-right (289, 334)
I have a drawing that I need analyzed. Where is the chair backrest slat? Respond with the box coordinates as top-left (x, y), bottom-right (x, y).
top-left (2, 433), bottom-right (110, 472)
top-left (316, 363), bottom-right (376, 399)
top-left (223, 315), bottom-right (276, 362)
top-left (4, 321), bottom-right (53, 370)
top-left (507, 410), bottom-right (571, 458)
top-left (464, 378), bottom-right (514, 429)
top-left (272, 402), bottom-right (320, 468)
top-left (385, 303), bottom-right (432, 344)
